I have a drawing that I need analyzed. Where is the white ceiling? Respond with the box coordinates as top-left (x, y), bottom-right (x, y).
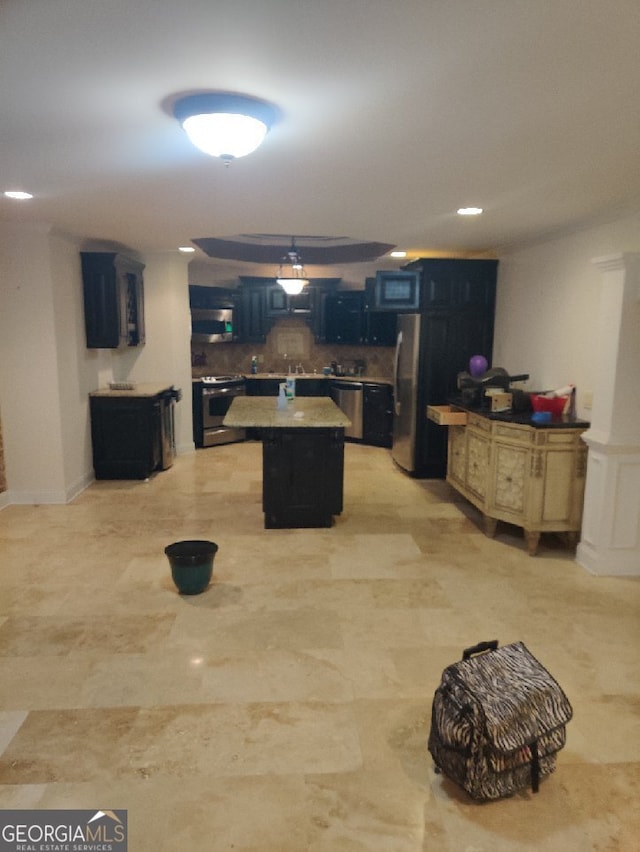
top-left (2, 0), bottom-right (640, 282)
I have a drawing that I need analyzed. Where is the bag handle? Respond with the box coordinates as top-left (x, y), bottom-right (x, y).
top-left (462, 640), bottom-right (499, 661)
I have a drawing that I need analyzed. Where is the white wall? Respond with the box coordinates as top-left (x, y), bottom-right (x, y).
top-left (119, 251), bottom-right (194, 455)
top-left (0, 223), bottom-right (68, 502)
top-left (494, 211), bottom-right (640, 420)
top-left (0, 225), bottom-right (194, 505)
top-left (495, 212), bottom-right (640, 575)
top-left (50, 231), bottom-right (101, 498)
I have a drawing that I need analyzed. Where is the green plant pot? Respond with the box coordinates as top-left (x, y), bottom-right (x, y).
top-left (165, 540), bottom-right (218, 595)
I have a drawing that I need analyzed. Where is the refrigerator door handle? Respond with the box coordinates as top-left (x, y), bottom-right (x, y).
top-left (393, 330), bottom-right (402, 415)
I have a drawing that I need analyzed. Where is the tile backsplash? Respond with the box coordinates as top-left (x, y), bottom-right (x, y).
top-left (191, 317), bottom-right (394, 379)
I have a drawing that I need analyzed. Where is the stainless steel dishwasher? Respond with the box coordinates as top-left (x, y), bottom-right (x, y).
top-left (330, 380), bottom-right (364, 440)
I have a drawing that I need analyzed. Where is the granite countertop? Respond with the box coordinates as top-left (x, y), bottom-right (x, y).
top-left (223, 396), bottom-right (352, 429)
top-left (447, 397), bottom-right (590, 429)
top-left (191, 374), bottom-right (392, 385)
top-left (240, 373), bottom-right (392, 385)
top-left (90, 382), bottom-right (175, 398)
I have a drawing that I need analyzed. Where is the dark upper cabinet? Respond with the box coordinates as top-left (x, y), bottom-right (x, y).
top-left (81, 252), bottom-right (145, 348)
top-left (402, 258), bottom-right (498, 478)
top-left (265, 283), bottom-right (317, 316)
top-left (266, 280), bottom-right (340, 320)
top-left (364, 311), bottom-right (397, 346)
top-left (363, 278), bottom-right (398, 346)
top-left (407, 258), bottom-right (498, 313)
top-left (411, 258), bottom-right (497, 399)
top-left (236, 278), bottom-right (269, 343)
top-left (318, 282), bottom-right (398, 347)
top-left (237, 277), bottom-right (340, 342)
top-left (324, 291), bottom-right (364, 344)
top-left (266, 284), bottom-right (290, 316)
top-left (188, 285), bottom-right (235, 308)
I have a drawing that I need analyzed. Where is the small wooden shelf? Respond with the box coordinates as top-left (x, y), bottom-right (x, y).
top-left (427, 405), bottom-right (468, 426)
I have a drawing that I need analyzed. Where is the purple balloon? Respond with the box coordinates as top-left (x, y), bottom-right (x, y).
top-left (469, 355), bottom-right (488, 377)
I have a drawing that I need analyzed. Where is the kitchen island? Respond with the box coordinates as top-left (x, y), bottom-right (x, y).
top-left (224, 396), bottom-right (351, 528)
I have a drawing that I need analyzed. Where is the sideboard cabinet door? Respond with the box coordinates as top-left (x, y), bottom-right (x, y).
top-left (446, 415), bottom-right (588, 555)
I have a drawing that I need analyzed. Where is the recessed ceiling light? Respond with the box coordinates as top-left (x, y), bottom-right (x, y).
top-left (178, 246), bottom-right (195, 253)
top-left (390, 250), bottom-right (407, 258)
top-left (457, 207), bottom-right (483, 216)
top-left (4, 190), bottom-right (33, 200)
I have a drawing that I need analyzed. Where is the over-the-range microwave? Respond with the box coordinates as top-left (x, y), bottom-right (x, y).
top-left (372, 270), bottom-right (421, 311)
top-left (191, 308), bottom-right (234, 343)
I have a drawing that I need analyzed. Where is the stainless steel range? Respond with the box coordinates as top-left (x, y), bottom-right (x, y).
top-left (194, 375), bottom-right (246, 447)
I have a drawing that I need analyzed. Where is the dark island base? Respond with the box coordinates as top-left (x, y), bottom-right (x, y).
top-left (261, 427), bottom-right (345, 529)
top-left (264, 511), bottom-right (334, 529)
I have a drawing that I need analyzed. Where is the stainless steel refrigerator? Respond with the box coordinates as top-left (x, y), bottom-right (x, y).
top-left (392, 313), bottom-right (423, 473)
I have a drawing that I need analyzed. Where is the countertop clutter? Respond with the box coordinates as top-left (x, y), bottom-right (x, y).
top-left (90, 382), bottom-right (175, 397)
top-left (445, 398), bottom-right (590, 429)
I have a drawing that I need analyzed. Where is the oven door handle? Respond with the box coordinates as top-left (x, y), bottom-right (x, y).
top-left (202, 386), bottom-right (237, 397)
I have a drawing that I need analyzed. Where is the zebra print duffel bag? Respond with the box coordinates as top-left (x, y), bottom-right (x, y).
top-left (428, 640), bottom-right (573, 800)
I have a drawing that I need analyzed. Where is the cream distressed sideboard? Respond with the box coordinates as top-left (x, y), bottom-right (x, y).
top-left (429, 406), bottom-right (589, 555)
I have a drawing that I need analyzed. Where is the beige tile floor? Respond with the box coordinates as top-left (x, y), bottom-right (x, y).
top-left (0, 441), bottom-right (638, 851)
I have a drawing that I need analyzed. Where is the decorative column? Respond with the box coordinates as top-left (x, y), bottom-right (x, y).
top-left (576, 253), bottom-right (640, 575)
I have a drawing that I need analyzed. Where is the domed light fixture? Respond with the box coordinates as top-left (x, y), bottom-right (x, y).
top-left (173, 92), bottom-right (278, 163)
top-left (276, 238), bottom-right (309, 295)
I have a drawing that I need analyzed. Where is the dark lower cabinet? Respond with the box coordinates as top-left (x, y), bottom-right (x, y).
top-left (262, 428), bottom-right (344, 528)
top-left (90, 395), bottom-right (162, 479)
top-left (293, 378), bottom-right (330, 397)
top-left (246, 378), bottom-right (330, 397)
top-left (246, 378), bottom-right (282, 397)
top-left (363, 383), bottom-right (393, 447)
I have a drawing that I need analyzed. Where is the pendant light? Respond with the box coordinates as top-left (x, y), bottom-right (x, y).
top-left (276, 238), bottom-right (309, 295)
top-left (173, 93), bottom-right (278, 163)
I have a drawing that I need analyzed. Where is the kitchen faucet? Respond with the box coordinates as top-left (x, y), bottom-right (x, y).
top-left (295, 363), bottom-right (305, 375)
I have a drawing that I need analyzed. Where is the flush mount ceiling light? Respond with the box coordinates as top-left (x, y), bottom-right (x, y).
top-left (276, 238), bottom-right (309, 295)
top-left (457, 207), bottom-right (483, 216)
top-left (173, 92), bottom-right (278, 163)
